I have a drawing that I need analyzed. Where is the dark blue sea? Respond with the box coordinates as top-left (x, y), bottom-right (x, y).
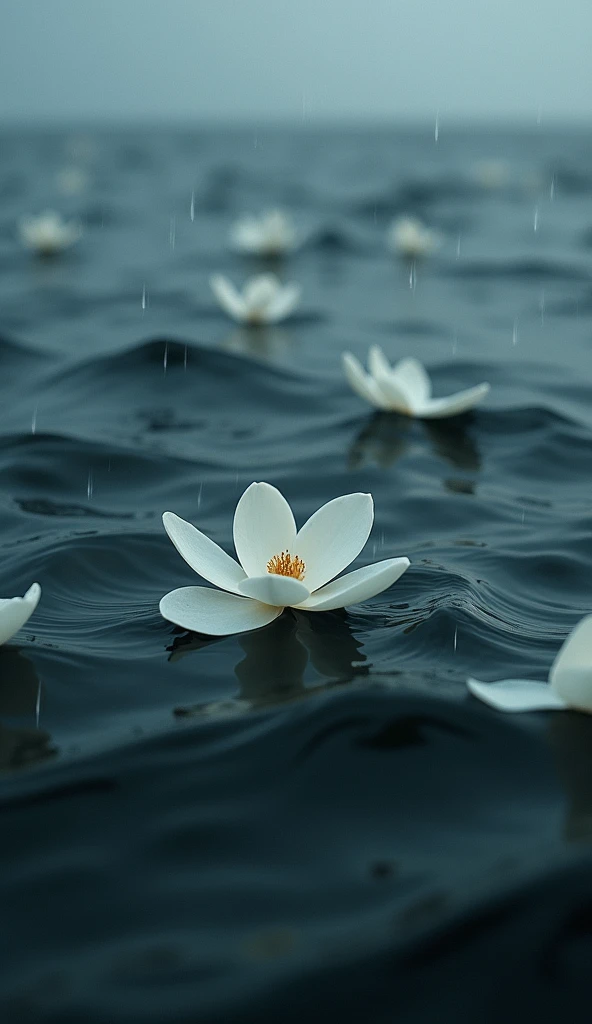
top-left (1, 124), bottom-right (592, 1022)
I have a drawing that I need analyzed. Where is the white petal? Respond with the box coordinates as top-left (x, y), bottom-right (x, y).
top-left (160, 586), bottom-right (281, 636)
top-left (295, 493), bottom-right (374, 593)
top-left (367, 345), bottom-right (394, 381)
top-left (467, 677), bottom-right (567, 712)
top-left (266, 284), bottom-right (300, 323)
top-left (243, 274), bottom-right (281, 310)
top-left (342, 352), bottom-right (390, 410)
top-left (299, 557), bottom-right (410, 612)
top-left (238, 574), bottom-right (309, 606)
top-left (233, 482), bottom-right (297, 578)
top-left (391, 358), bottom-right (432, 405)
top-left (0, 583), bottom-right (41, 645)
top-left (163, 512), bottom-right (246, 595)
top-left (365, 356), bottom-right (415, 414)
top-left (550, 614), bottom-right (592, 710)
top-left (419, 383), bottom-right (490, 419)
top-left (210, 275), bottom-right (247, 321)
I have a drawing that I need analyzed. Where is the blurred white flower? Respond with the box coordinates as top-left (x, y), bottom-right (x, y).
top-left (230, 209), bottom-right (298, 257)
top-left (387, 216), bottom-right (440, 259)
top-left (19, 210), bottom-right (82, 256)
top-left (160, 482), bottom-right (410, 636)
top-left (0, 584), bottom-right (41, 645)
top-left (56, 167), bottom-right (89, 196)
top-left (343, 346), bottom-right (490, 419)
top-left (471, 159), bottom-right (511, 190)
top-left (468, 615), bottom-right (592, 714)
top-left (210, 273), bottom-right (300, 325)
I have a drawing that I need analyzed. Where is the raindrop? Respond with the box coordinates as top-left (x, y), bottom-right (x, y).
top-left (190, 190), bottom-right (195, 222)
top-left (163, 343), bottom-right (169, 374)
top-left (183, 345), bottom-right (188, 369)
top-left (87, 470), bottom-right (93, 499)
top-left (31, 405), bottom-right (38, 434)
top-left (169, 216), bottom-right (176, 249)
top-left (533, 206), bottom-right (539, 232)
top-left (456, 233), bottom-right (462, 258)
top-left (197, 482), bottom-right (203, 510)
top-left (141, 283), bottom-right (148, 311)
top-left (512, 320), bottom-right (518, 346)
top-left (550, 175), bottom-right (555, 201)
top-left (35, 680), bottom-right (41, 728)
top-left (453, 626), bottom-right (457, 653)
top-left (434, 111), bottom-right (439, 143)
top-left (409, 261), bottom-right (417, 291)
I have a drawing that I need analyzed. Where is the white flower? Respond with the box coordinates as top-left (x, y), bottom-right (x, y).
top-left (468, 615), bottom-right (592, 714)
top-left (160, 482), bottom-right (410, 636)
top-left (387, 216), bottom-right (440, 258)
top-left (230, 209), bottom-right (298, 257)
top-left (0, 584), bottom-right (41, 645)
top-left (19, 210), bottom-right (82, 255)
top-left (343, 346), bottom-right (490, 419)
top-left (210, 274), bottom-right (300, 325)
top-left (471, 159), bottom-right (511, 190)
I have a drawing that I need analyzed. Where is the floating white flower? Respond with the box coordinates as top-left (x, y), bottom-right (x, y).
top-left (210, 274), bottom-right (300, 325)
top-left (343, 346), bottom-right (490, 419)
top-left (0, 584), bottom-right (41, 645)
top-left (387, 216), bottom-right (440, 259)
top-left (468, 615), bottom-right (592, 714)
top-left (19, 210), bottom-right (82, 256)
top-left (230, 210), bottom-right (298, 257)
top-left (160, 483), bottom-right (410, 636)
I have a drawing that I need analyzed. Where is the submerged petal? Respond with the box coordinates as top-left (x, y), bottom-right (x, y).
top-left (0, 583), bottom-right (41, 645)
top-left (210, 275), bottom-right (247, 321)
top-left (420, 383), bottom-right (490, 419)
top-left (233, 482), bottom-right (297, 578)
top-left (162, 512), bottom-right (246, 594)
top-left (160, 586), bottom-right (281, 636)
top-left (238, 574), bottom-right (310, 606)
top-left (295, 492), bottom-right (374, 593)
top-left (299, 557), bottom-right (410, 611)
top-left (342, 352), bottom-right (391, 410)
top-left (467, 677), bottom-right (567, 712)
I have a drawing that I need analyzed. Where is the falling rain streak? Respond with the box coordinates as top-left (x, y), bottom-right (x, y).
top-left (169, 216), bottom-right (176, 249)
top-left (190, 190), bottom-right (195, 222)
top-left (141, 284), bottom-right (148, 311)
top-left (434, 111), bottom-right (439, 142)
top-left (31, 405), bottom-right (37, 434)
top-left (533, 206), bottom-right (539, 232)
top-left (512, 320), bottom-right (518, 346)
top-left (163, 343), bottom-right (169, 374)
top-left (87, 470), bottom-right (93, 499)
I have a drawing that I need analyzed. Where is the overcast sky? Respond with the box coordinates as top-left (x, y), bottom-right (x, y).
top-left (1, 0), bottom-right (590, 123)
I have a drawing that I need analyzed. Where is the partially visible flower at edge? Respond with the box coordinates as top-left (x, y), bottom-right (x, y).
top-left (468, 614), bottom-right (592, 714)
top-left (160, 482), bottom-right (410, 636)
top-left (0, 584), bottom-right (41, 645)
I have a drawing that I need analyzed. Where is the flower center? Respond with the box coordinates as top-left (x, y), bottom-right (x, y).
top-left (266, 551), bottom-right (306, 581)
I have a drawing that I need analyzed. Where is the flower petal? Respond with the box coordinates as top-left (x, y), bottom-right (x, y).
top-left (467, 677), bottom-right (567, 712)
top-left (163, 512), bottom-right (246, 594)
top-left (343, 352), bottom-right (391, 410)
top-left (391, 358), bottom-right (432, 405)
top-left (549, 614), bottom-right (592, 710)
top-left (233, 482), bottom-right (297, 578)
top-left (298, 557), bottom-right (410, 611)
top-left (266, 284), bottom-right (300, 323)
top-left (238, 574), bottom-right (310, 606)
top-left (365, 355), bottom-right (415, 414)
top-left (160, 586), bottom-right (281, 636)
top-left (0, 583), bottom-right (41, 645)
top-left (295, 492), bottom-right (374, 593)
top-left (420, 383), bottom-right (490, 419)
top-left (210, 275), bottom-right (247, 321)
top-left (243, 274), bottom-right (281, 310)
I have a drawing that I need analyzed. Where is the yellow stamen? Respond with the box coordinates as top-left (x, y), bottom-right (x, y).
top-left (267, 550), bottom-right (306, 581)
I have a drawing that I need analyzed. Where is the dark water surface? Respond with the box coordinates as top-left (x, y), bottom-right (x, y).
top-left (1, 125), bottom-right (592, 1021)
